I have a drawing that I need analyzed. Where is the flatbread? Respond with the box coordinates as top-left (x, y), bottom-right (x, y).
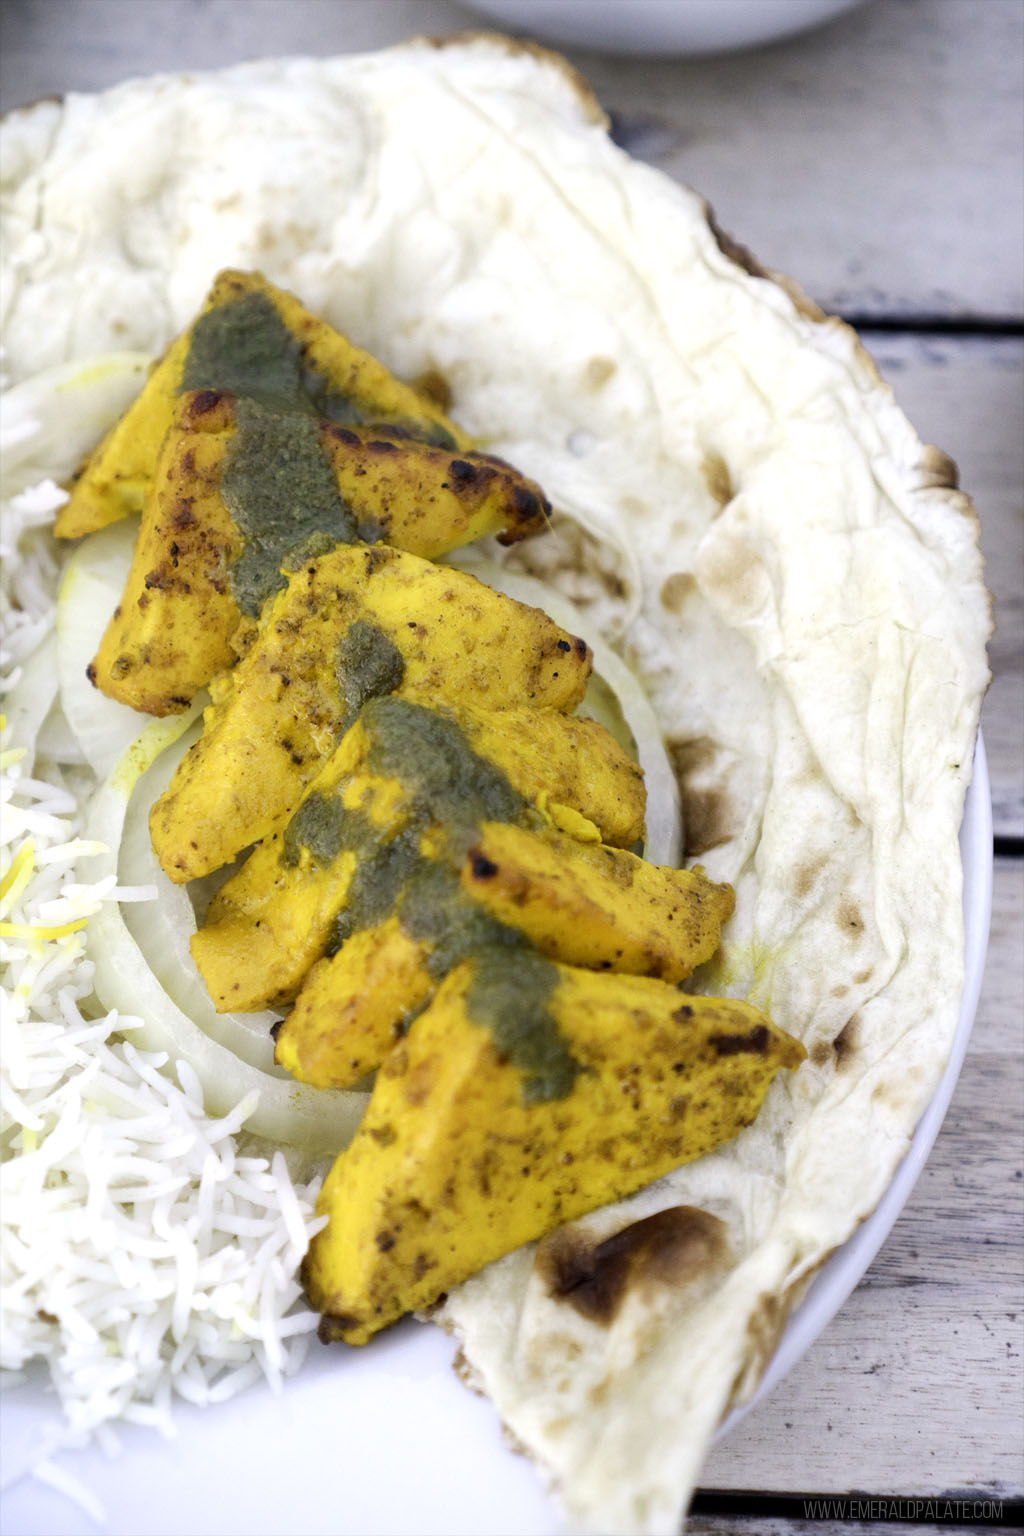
top-left (0, 36), bottom-right (991, 1534)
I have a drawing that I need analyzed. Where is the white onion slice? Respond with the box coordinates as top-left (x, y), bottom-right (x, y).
top-left (0, 352), bottom-right (151, 493)
top-left (446, 554), bottom-right (682, 865)
top-left (118, 720), bottom-right (286, 1074)
top-left (1, 629), bottom-right (59, 767)
top-left (56, 520), bottom-right (150, 779)
top-left (81, 713), bottom-right (369, 1152)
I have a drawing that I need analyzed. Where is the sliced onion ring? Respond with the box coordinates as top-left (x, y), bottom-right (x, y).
top-left (118, 719), bottom-right (285, 1075)
top-left (81, 711), bottom-right (369, 1153)
top-left (57, 520), bottom-right (148, 779)
top-left (1, 352), bottom-right (151, 492)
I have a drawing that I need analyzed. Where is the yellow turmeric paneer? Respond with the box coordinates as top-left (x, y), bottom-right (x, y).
top-left (457, 705), bottom-right (644, 851)
top-left (317, 423), bottom-right (550, 553)
top-left (89, 392), bottom-right (242, 716)
top-left (305, 961), bottom-right (805, 1344)
top-left (272, 829), bottom-right (734, 1091)
top-left (462, 824), bottom-right (733, 983)
top-left (89, 388), bottom-right (551, 716)
top-left (56, 268), bottom-right (469, 539)
top-left (192, 695), bottom-right (645, 1012)
top-left (150, 546), bottom-right (592, 883)
top-left (274, 917), bottom-right (434, 1089)
top-left (190, 768), bottom-right (413, 1012)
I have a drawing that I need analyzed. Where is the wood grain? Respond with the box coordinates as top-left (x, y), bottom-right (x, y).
top-left (578, 0), bottom-right (1024, 321)
top-left (0, 0), bottom-right (473, 105)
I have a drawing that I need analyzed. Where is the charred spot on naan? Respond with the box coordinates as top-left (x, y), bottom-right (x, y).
top-left (581, 356), bottom-right (617, 393)
top-left (790, 854), bottom-right (830, 902)
top-left (808, 1013), bottom-right (862, 1072)
top-left (536, 1205), bottom-right (731, 1327)
top-left (832, 1014), bottom-right (861, 1069)
top-left (502, 515), bottom-right (633, 611)
top-left (700, 450), bottom-right (735, 509)
top-left (658, 571), bottom-right (697, 615)
top-left (666, 736), bottom-right (742, 857)
top-left (837, 896), bottom-right (866, 937)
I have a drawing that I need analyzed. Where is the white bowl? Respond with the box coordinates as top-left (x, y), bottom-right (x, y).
top-left (457, 0), bottom-right (869, 56)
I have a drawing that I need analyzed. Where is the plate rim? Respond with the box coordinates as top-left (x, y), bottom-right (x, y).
top-left (1, 743), bottom-right (992, 1532)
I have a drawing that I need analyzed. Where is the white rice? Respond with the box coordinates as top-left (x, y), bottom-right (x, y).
top-left (1, 458), bottom-right (329, 1502)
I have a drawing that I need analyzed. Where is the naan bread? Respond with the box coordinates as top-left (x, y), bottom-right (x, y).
top-left (0, 36), bottom-right (990, 1534)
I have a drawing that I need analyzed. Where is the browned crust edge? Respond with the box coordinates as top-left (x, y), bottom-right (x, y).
top-left (400, 29), bottom-right (609, 128)
top-left (702, 203), bottom-right (971, 498)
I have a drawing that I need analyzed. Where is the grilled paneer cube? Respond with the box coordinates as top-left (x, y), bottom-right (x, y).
top-left (190, 769), bottom-right (414, 1013)
top-left (89, 389), bottom-right (551, 716)
top-left (306, 961), bottom-right (805, 1344)
top-left (88, 392), bottom-right (243, 716)
top-left (56, 268), bottom-right (469, 539)
top-left (150, 547), bottom-right (592, 883)
top-left (274, 918), bottom-right (433, 1089)
top-left (191, 695), bottom-right (645, 1011)
top-left (273, 830), bottom-right (734, 1090)
top-left (454, 704), bottom-right (645, 851)
top-left (461, 824), bottom-right (732, 983)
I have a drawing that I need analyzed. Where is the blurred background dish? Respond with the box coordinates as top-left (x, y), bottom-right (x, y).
top-left (457, 0), bottom-right (870, 56)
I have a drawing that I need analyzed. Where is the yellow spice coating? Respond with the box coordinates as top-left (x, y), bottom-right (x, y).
top-left (190, 768), bottom-right (410, 1012)
top-left (316, 424), bottom-right (550, 552)
top-left (90, 393), bottom-right (242, 716)
top-left (56, 350), bottom-right (184, 539)
top-left (273, 831), bottom-right (734, 1090)
top-left (90, 390), bottom-right (551, 717)
top-left (191, 698), bottom-right (647, 1012)
top-left (149, 544), bottom-right (592, 883)
top-left (305, 963), bottom-right (805, 1344)
top-left (55, 268), bottom-right (469, 539)
top-left (456, 705), bottom-right (644, 851)
top-left (274, 917), bottom-right (434, 1089)
top-left (462, 824), bottom-right (733, 984)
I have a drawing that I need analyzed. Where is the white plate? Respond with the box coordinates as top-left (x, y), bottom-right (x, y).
top-left (1, 739), bottom-right (992, 1536)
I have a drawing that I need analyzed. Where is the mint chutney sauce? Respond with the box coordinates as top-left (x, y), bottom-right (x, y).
top-left (181, 290), bottom-right (313, 412)
top-left (221, 399), bottom-right (356, 617)
top-left (181, 291), bottom-right (466, 617)
top-left (336, 622), bottom-right (407, 723)
top-left (181, 288), bottom-right (457, 445)
top-left (280, 697), bottom-right (579, 1101)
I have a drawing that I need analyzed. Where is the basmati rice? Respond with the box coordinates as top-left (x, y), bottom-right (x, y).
top-left (1, 438), bottom-right (329, 1498)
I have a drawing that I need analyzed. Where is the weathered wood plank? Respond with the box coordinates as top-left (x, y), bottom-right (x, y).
top-left (579, 0), bottom-right (1024, 321)
top-left (700, 860), bottom-right (1024, 1498)
top-left (1, 0), bottom-right (1021, 322)
top-left (0, 0), bottom-right (469, 105)
top-left (689, 1520), bottom-right (1012, 1536)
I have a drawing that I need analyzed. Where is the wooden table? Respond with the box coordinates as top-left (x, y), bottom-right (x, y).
top-left (2, 2), bottom-right (1021, 1531)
